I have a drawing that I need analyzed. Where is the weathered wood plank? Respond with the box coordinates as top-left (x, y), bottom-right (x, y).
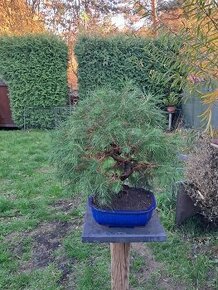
top-left (110, 243), bottom-right (130, 290)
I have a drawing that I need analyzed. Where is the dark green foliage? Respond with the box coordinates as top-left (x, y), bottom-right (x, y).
top-left (75, 34), bottom-right (186, 101)
top-left (52, 85), bottom-right (182, 206)
top-left (0, 34), bottom-right (68, 128)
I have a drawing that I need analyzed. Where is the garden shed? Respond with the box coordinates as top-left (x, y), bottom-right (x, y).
top-left (0, 80), bottom-right (15, 128)
top-left (183, 83), bottom-right (218, 130)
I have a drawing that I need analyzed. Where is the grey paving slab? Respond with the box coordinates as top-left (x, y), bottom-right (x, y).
top-left (82, 204), bottom-right (167, 243)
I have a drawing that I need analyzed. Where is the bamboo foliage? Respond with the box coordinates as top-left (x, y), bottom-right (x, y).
top-left (183, 0), bottom-right (218, 134)
top-left (183, 0), bottom-right (218, 79)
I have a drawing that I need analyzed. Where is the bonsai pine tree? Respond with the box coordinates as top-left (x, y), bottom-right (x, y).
top-left (52, 85), bottom-right (181, 206)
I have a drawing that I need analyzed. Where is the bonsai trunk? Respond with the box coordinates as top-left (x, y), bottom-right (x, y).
top-left (105, 143), bottom-right (156, 182)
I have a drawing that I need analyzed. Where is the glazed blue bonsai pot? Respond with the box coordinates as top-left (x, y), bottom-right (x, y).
top-left (89, 192), bottom-right (156, 227)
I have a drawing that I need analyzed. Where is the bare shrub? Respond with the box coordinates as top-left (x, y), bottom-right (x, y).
top-left (185, 135), bottom-right (218, 224)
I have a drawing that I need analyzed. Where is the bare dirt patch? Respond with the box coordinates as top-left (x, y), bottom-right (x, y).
top-left (29, 221), bottom-right (73, 268)
top-left (5, 202), bottom-right (82, 286)
top-left (49, 197), bottom-right (83, 214)
top-left (131, 243), bottom-right (187, 290)
top-left (52, 200), bottom-right (75, 213)
top-left (28, 220), bottom-right (80, 285)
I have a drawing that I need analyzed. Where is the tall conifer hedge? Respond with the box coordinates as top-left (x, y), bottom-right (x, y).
top-left (75, 34), bottom-right (185, 100)
top-left (0, 34), bottom-right (68, 128)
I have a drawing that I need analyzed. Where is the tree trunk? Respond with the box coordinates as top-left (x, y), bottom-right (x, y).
top-left (151, 0), bottom-right (158, 33)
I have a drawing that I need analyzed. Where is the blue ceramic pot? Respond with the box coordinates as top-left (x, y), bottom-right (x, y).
top-left (89, 191), bottom-right (156, 227)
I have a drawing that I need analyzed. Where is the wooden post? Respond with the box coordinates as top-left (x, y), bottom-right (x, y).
top-left (168, 112), bottom-right (172, 131)
top-left (110, 243), bottom-right (130, 290)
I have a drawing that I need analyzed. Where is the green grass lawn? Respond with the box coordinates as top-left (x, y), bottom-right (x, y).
top-left (0, 130), bottom-right (217, 290)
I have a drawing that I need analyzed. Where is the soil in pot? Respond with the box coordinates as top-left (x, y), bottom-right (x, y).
top-left (93, 187), bottom-right (153, 211)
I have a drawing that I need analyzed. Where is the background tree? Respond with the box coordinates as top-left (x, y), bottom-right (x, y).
top-left (25, 0), bottom-right (124, 88)
top-left (0, 0), bottom-right (45, 35)
top-left (131, 0), bottom-right (183, 33)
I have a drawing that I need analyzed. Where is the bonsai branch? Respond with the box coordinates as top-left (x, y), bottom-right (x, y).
top-left (111, 154), bottom-right (127, 163)
top-left (92, 143), bottom-right (157, 182)
top-left (120, 162), bottom-right (156, 181)
top-left (133, 162), bottom-right (156, 171)
top-left (120, 166), bottom-right (133, 181)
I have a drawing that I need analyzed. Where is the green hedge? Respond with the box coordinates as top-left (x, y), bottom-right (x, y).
top-left (0, 34), bottom-right (68, 128)
top-left (75, 34), bottom-right (186, 100)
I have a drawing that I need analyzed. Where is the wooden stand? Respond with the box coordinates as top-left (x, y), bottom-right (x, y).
top-left (168, 112), bottom-right (173, 131)
top-left (110, 243), bottom-right (130, 290)
top-left (82, 204), bottom-right (166, 290)
top-left (211, 142), bottom-right (218, 149)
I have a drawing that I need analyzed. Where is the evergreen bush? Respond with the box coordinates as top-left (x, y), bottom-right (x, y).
top-left (75, 34), bottom-right (186, 101)
top-left (0, 34), bottom-right (68, 128)
top-left (52, 85), bottom-right (182, 206)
